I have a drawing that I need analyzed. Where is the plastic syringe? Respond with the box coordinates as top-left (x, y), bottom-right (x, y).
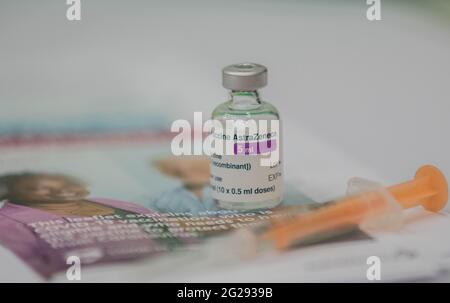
top-left (261, 165), bottom-right (448, 250)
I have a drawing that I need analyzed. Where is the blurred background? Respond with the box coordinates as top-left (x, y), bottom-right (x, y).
top-left (1, 0), bottom-right (449, 201)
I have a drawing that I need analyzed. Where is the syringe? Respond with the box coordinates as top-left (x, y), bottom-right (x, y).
top-left (262, 165), bottom-right (448, 250)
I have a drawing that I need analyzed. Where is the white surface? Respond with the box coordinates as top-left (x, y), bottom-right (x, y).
top-left (1, 1), bottom-right (449, 187)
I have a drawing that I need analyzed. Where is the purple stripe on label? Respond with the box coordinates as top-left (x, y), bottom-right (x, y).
top-left (234, 139), bottom-right (277, 155)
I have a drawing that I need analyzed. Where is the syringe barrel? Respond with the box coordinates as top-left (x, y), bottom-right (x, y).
top-left (263, 165), bottom-right (448, 250)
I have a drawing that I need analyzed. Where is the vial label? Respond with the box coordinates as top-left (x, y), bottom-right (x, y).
top-left (210, 116), bottom-right (283, 204)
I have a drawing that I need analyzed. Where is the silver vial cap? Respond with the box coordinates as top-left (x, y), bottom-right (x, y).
top-left (222, 63), bottom-right (268, 91)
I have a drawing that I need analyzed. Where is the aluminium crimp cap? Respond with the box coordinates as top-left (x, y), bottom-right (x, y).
top-left (222, 63), bottom-right (268, 91)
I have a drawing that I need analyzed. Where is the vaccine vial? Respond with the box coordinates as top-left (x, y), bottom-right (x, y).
top-left (210, 63), bottom-right (283, 210)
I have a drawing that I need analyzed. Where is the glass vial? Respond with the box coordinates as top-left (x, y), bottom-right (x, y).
top-left (210, 63), bottom-right (283, 210)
